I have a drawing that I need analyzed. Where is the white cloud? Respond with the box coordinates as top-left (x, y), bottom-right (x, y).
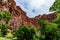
top-left (14, 0), bottom-right (55, 18)
top-left (30, 0), bottom-right (45, 9)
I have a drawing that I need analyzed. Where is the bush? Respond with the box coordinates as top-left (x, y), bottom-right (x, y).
top-left (0, 11), bottom-right (11, 21)
top-left (3, 11), bottom-right (11, 21)
top-left (13, 26), bottom-right (36, 40)
top-left (1, 24), bottom-right (9, 37)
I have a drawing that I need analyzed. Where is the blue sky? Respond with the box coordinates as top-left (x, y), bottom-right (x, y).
top-left (14, 0), bottom-right (55, 18)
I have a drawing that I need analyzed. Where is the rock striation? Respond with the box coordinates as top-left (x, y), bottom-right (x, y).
top-left (0, 0), bottom-right (57, 30)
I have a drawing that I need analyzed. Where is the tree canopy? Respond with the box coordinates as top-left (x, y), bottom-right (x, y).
top-left (50, 0), bottom-right (60, 13)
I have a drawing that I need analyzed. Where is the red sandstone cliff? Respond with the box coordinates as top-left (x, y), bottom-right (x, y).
top-left (0, 0), bottom-right (57, 30)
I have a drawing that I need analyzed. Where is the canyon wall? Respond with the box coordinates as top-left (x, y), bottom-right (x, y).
top-left (0, 0), bottom-right (57, 30)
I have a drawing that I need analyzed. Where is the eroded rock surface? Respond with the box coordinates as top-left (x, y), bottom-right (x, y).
top-left (0, 0), bottom-right (57, 30)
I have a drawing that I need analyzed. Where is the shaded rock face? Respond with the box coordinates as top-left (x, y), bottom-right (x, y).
top-left (0, 0), bottom-right (57, 30)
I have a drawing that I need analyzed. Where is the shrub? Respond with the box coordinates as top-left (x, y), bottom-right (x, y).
top-left (1, 24), bottom-right (9, 37)
top-left (3, 11), bottom-right (11, 21)
top-left (0, 11), bottom-right (11, 21)
top-left (13, 26), bottom-right (36, 40)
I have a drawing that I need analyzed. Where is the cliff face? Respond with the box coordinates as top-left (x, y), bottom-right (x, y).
top-left (0, 0), bottom-right (57, 30)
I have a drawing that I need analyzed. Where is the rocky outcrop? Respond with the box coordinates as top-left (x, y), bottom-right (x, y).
top-left (0, 0), bottom-right (57, 30)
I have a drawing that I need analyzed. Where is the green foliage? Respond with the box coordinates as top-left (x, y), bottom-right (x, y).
top-left (0, 11), bottom-right (12, 39)
top-left (52, 13), bottom-right (60, 24)
top-left (0, 11), bottom-right (11, 21)
top-left (3, 11), bottom-right (11, 21)
top-left (38, 19), bottom-right (48, 33)
top-left (44, 23), bottom-right (58, 40)
top-left (50, 0), bottom-right (60, 13)
top-left (0, 12), bottom-right (3, 20)
top-left (38, 19), bottom-right (47, 27)
top-left (13, 26), bottom-right (36, 40)
top-left (1, 24), bottom-right (9, 37)
top-left (44, 23), bottom-right (58, 32)
top-left (38, 19), bottom-right (60, 40)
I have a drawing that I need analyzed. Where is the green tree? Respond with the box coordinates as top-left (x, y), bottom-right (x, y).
top-left (50, 0), bottom-right (60, 13)
top-left (38, 19), bottom-right (59, 40)
top-left (38, 19), bottom-right (48, 40)
top-left (13, 26), bottom-right (36, 40)
top-left (38, 19), bottom-right (47, 27)
top-left (1, 24), bottom-right (9, 37)
top-left (0, 11), bottom-right (11, 21)
top-left (38, 19), bottom-right (48, 33)
top-left (3, 11), bottom-right (11, 21)
top-left (44, 23), bottom-right (58, 40)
